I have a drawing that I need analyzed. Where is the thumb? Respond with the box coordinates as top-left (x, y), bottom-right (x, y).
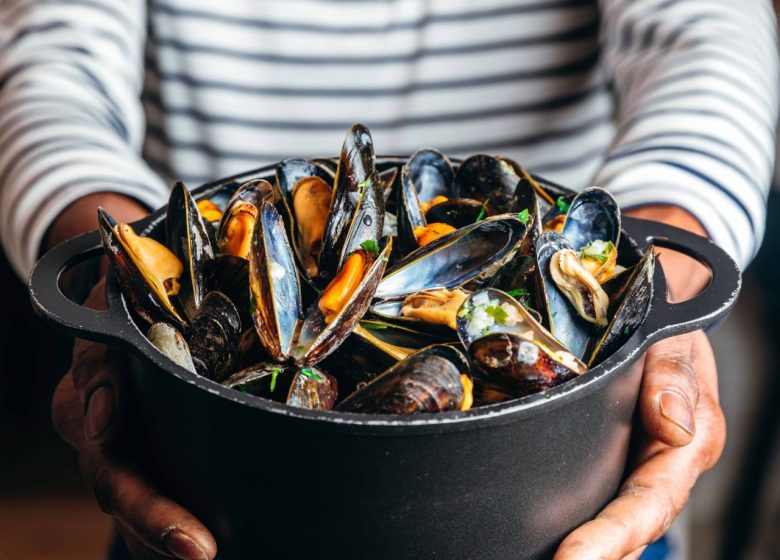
top-left (639, 333), bottom-right (700, 447)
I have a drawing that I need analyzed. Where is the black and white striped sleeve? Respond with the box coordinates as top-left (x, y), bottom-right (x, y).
top-left (0, 0), bottom-right (169, 279)
top-left (595, 0), bottom-right (779, 269)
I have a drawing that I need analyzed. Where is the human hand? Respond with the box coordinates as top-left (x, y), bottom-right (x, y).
top-left (555, 330), bottom-right (725, 559)
top-left (51, 278), bottom-right (217, 560)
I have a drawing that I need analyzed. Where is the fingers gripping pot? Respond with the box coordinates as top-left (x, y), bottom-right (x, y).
top-left (30, 161), bottom-right (740, 560)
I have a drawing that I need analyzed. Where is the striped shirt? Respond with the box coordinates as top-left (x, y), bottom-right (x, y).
top-left (0, 0), bottom-right (777, 279)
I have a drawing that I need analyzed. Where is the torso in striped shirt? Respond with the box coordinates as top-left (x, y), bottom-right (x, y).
top-left (141, 0), bottom-right (615, 189)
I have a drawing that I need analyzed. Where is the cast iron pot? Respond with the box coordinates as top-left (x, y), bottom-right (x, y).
top-left (29, 158), bottom-right (741, 559)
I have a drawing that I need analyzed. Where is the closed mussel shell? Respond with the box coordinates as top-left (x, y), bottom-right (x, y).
top-left (204, 254), bottom-right (251, 329)
top-left (424, 198), bottom-right (484, 229)
top-left (336, 345), bottom-right (469, 414)
top-left (188, 291), bottom-right (242, 381)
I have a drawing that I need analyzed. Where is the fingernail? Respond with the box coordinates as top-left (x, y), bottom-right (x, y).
top-left (163, 529), bottom-right (209, 560)
top-left (659, 389), bottom-right (695, 437)
top-left (86, 386), bottom-right (115, 439)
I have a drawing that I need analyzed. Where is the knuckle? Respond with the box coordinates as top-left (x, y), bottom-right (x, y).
top-left (621, 481), bottom-right (682, 535)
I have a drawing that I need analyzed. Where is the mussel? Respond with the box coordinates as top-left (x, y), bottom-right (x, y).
top-left (457, 289), bottom-right (586, 396)
top-left (336, 345), bottom-right (473, 414)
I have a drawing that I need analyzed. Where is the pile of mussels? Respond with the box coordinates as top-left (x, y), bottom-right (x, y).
top-left (99, 124), bottom-right (654, 415)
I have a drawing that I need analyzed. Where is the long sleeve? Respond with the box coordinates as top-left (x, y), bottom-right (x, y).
top-left (595, 0), bottom-right (779, 269)
top-left (0, 0), bottom-right (169, 279)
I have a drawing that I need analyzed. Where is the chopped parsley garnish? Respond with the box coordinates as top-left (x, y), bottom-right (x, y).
top-left (516, 208), bottom-right (530, 224)
top-left (269, 367), bottom-right (282, 392)
top-left (580, 240), bottom-right (615, 265)
top-left (475, 200), bottom-right (489, 223)
top-left (249, 297), bottom-right (258, 315)
top-left (623, 326), bottom-right (631, 336)
top-left (361, 320), bottom-right (388, 330)
top-left (380, 255), bottom-right (389, 262)
top-left (300, 367), bottom-right (323, 380)
top-left (357, 178), bottom-right (371, 191)
top-left (457, 305), bottom-right (471, 319)
top-left (360, 239), bottom-right (379, 255)
top-left (507, 288), bottom-right (530, 298)
top-left (485, 305), bottom-right (509, 324)
top-left (507, 287), bottom-right (530, 306)
top-left (556, 196), bottom-right (571, 214)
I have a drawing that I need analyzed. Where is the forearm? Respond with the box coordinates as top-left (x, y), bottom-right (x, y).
top-left (596, 0), bottom-right (778, 269)
top-left (624, 205), bottom-right (710, 302)
top-left (0, 0), bottom-right (168, 280)
top-left (44, 192), bottom-right (148, 252)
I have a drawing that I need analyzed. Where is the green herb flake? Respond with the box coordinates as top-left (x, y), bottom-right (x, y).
top-left (507, 288), bottom-right (530, 298)
top-left (580, 240), bottom-right (615, 265)
top-left (475, 200), bottom-right (489, 223)
top-left (516, 208), bottom-right (530, 224)
top-left (485, 305), bottom-right (509, 325)
top-left (300, 367), bottom-right (323, 381)
top-left (380, 255), bottom-right (389, 262)
top-left (357, 178), bottom-right (371, 191)
top-left (248, 297), bottom-right (258, 316)
top-left (362, 320), bottom-right (388, 330)
top-left (552, 311), bottom-right (558, 318)
top-left (556, 196), bottom-right (571, 214)
top-left (360, 239), bottom-right (379, 255)
top-left (623, 326), bottom-right (631, 336)
top-left (269, 367), bottom-right (282, 392)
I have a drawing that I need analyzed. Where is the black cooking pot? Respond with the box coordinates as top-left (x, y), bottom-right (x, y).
top-left (29, 159), bottom-right (740, 559)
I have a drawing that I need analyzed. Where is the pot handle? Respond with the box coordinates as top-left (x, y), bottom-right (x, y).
top-left (621, 216), bottom-right (742, 342)
top-left (28, 229), bottom-right (142, 347)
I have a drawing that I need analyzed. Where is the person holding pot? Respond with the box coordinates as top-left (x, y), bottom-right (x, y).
top-left (1, 0), bottom-right (776, 559)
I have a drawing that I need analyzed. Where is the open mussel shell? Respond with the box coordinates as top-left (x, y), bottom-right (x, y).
top-left (586, 248), bottom-right (655, 366)
top-left (147, 323), bottom-right (196, 373)
top-left (369, 296), bottom-right (461, 339)
top-left (323, 320), bottom-right (449, 385)
top-left (395, 148), bottom-right (455, 254)
top-left (188, 291), bottom-right (242, 382)
top-left (293, 240), bottom-right (393, 366)
top-left (319, 123), bottom-right (381, 280)
top-left (166, 182), bottom-right (214, 321)
top-left (287, 366), bottom-right (338, 410)
top-left (536, 231), bottom-right (593, 359)
top-left (376, 214), bottom-right (527, 300)
top-left (406, 148), bottom-right (454, 201)
top-left (453, 154), bottom-right (521, 214)
top-left (222, 362), bottom-right (293, 400)
top-left (337, 167), bottom-right (384, 269)
top-left (98, 208), bottom-right (187, 328)
top-left (562, 187), bottom-right (621, 251)
top-left (248, 201), bottom-right (303, 362)
top-left (424, 198), bottom-right (485, 229)
top-left (336, 345), bottom-right (470, 414)
top-left (216, 179), bottom-right (276, 259)
top-left (275, 158), bottom-right (335, 281)
top-left (457, 288), bottom-right (585, 396)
